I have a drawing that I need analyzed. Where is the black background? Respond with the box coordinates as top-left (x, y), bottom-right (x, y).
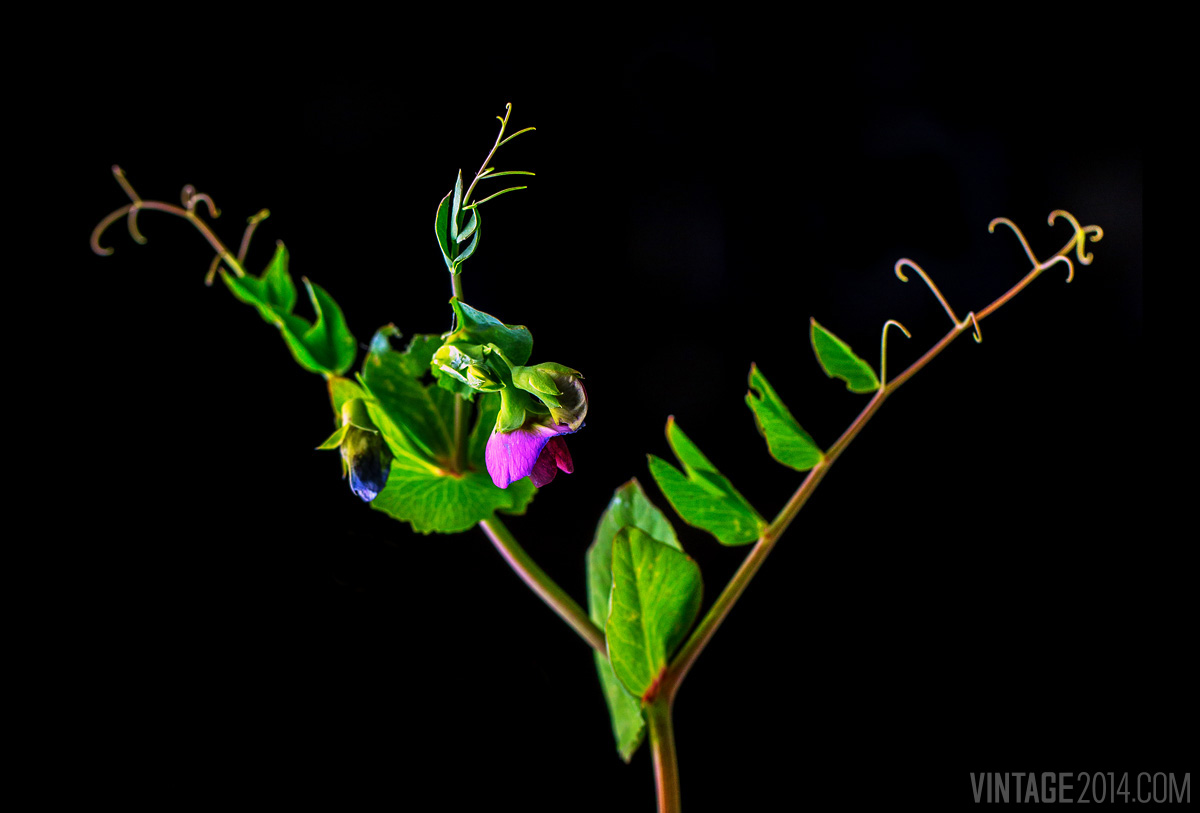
top-left (54, 17), bottom-right (1178, 810)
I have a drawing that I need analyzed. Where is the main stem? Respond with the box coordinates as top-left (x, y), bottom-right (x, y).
top-left (479, 516), bottom-right (607, 655)
top-left (647, 697), bottom-right (681, 813)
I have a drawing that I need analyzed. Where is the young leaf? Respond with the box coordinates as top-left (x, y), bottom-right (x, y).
top-left (648, 418), bottom-right (765, 546)
top-left (434, 191), bottom-right (455, 271)
top-left (457, 208), bottom-right (478, 244)
top-left (745, 364), bottom-right (824, 471)
top-left (586, 479), bottom-right (680, 761)
top-left (259, 242), bottom-right (298, 315)
top-left (606, 527), bottom-right (703, 700)
top-left (220, 241), bottom-right (297, 322)
top-left (810, 318), bottom-right (880, 393)
top-left (451, 170), bottom-right (464, 242)
top-left (316, 423), bottom-right (350, 450)
top-left (453, 206), bottom-right (481, 269)
top-left (447, 298), bottom-right (533, 366)
top-left (224, 270), bottom-right (356, 376)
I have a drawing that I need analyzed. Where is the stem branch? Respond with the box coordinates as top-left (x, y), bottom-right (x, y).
top-left (479, 516), bottom-right (607, 656)
top-left (661, 224), bottom-right (1090, 699)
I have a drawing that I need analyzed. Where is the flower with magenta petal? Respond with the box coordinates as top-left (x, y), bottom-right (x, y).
top-left (485, 366), bottom-right (587, 489)
top-left (486, 417), bottom-right (577, 489)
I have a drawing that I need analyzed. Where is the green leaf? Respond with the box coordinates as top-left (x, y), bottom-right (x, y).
top-left (220, 241), bottom-right (298, 323)
top-left (223, 268), bottom-right (357, 376)
top-left (369, 389), bottom-right (536, 532)
top-left (648, 418), bottom-right (765, 546)
top-left (384, 328), bottom-right (441, 381)
top-left (316, 423), bottom-right (350, 450)
top-left (448, 298), bottom-right (533, 366)
top-left (260, 242), bottom-right (298, 315)
top-left (451, 170), bottom-right (464, 242)
top-left (457, 209), bottom-right (478, 244)
top-left (371, 456), bottom-right (535, 533)
top-left (434, 191), bottom-right (454, 271)
top-left (745, 364), bottom-right (824, 471)
top-left (279, 278), bottom-right (357, 376)
top-left (586, 480), bottom-right (680, 761)
top-left (606, 527), bottom-right (702, 700)
top-left (810, 318), bottom-right (880, 394)
top-left (361, 337), bottom-right (455, 464)
top-left (453, 205), bottom-right (481, 268)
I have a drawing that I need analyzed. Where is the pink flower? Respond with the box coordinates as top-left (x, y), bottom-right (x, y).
top-left (485, 419), bottom-right (577, 489)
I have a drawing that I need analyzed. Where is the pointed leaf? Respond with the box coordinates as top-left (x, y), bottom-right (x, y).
top-left (277, 278), bottom-right (357, 376)
top-left (260, 241), bottom-right (298, 314)
top-left (745, 364), bottom-right (824, 471)
top-left (648, 418), bottom-right (765, 546)
top-left (219, 242), bottom-right (296, 322)
top-left (451, 170), bottom-right (463, 242)
top-left (448, 298), bottom-right (533, 366)
top-left (316, 423), bottom-right (350, 450)
top-left (434, 191), bottom-right (454, 271)
top-left (586, 480), bottom-right (680, 761)
top-left (606, 527), bottom-right (702, 700)
top-left (810, 318), bottom-right (880, 393)
top-left (457, 209), bottom-right (478, 244)
top-left (453, 206), bottom-right (481, 268)
top-left (223, 269), bottom-right (356, 376)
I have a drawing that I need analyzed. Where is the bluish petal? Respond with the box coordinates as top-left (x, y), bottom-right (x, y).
top-left (343, 427), bottom-right (391, 502)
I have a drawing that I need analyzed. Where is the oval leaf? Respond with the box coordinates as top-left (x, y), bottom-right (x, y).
top-left (586, 479), bottom-right (680, 761)
top-left (606, 527), bottom-right (702, 701)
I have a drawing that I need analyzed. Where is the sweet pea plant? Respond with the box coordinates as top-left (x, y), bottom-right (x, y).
top-left (92, 105), bottom-right (1103, 812)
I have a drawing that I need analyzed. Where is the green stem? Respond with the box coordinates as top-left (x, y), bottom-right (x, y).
top-left (661, 226), bottom-right (1091, 698)
top-left (479, 516), bottom-right (607, 656)
top-left (450, 270), bottom-right (467, 471)
top-left (647, 697), bottom-right (681, 813)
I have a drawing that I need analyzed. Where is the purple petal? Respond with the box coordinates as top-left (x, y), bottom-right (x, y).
top-left (486, 421), bottom-right (575, 489)
top-left (530, 436), bottom-right (574, 487)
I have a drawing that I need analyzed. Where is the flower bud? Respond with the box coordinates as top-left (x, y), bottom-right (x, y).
top-left (432, 342), bottom-right (502, 391)
top-left (318, 398), bottom-right (392, 502)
